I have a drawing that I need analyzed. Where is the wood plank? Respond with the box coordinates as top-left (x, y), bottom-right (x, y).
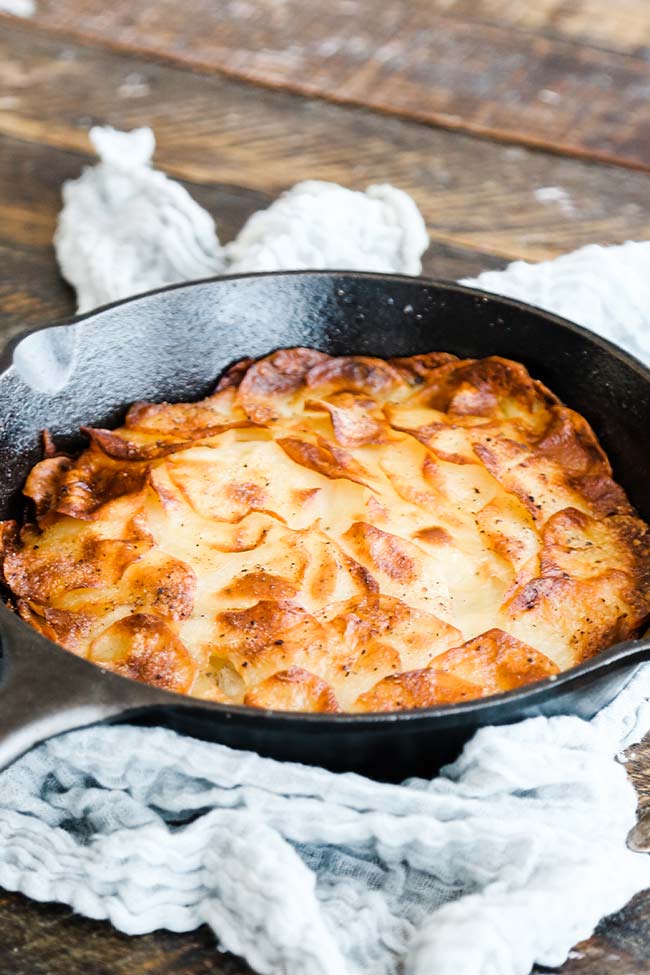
top-left (410, 1), bottom-right (650, 58)
top-left (0, 241), bottom-right (74, 343)
top-left (0, 890), bottom-right (252, 975)
top-left (1, 25), bottom-right (649, 271)
top-left (0, 133), bottom-right (507, 341)
top-left (9, 1), bottom-right (650, 169)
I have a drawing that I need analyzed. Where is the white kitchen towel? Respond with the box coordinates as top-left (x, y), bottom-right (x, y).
top-left (463, 241), bottom-right (650, 366)
top-left (1, 126), bottom-right (649, 975)
top-left (55, 127), bottom-right (429, 313)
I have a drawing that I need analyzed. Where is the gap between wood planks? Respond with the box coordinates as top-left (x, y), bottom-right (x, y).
top-left (0, 131), bottom-right (508, 340)
top-left (2, 1), bottom-right (650, 171)
top-left (375, 0), bottom-right (650, 60)
top-left (1, 21), bottom-right (649, 271)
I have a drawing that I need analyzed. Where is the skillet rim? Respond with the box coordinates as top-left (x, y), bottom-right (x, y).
top-left (2, 268), bottom-right (649, 726)
top-left (3, 268), bottom-right (650, 380)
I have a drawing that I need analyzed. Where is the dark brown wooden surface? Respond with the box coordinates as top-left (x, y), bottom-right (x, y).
top-left (4, 23), bottom-right (650, 266)
top-left (1, 5), bottom-right (650, 973)
top-left (11, 0), bottom-right (650, 169)
top-left (386, 0), bottom-right (650, 55)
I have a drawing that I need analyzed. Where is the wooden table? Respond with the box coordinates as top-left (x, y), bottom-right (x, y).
top-left (1, 3), bottom-right (650, 972)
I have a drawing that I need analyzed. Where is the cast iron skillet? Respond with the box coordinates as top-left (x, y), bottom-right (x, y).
top-left (1, 271), bottom-right (649, 782)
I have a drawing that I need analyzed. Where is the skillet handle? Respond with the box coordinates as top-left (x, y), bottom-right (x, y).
top-left (0, 615), bottom-right (162, 771)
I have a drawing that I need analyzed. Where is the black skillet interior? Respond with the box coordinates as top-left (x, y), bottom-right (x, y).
top-left (1, 271), bottom-right (649, 780)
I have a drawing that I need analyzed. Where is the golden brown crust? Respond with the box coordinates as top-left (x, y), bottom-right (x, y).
top-left (89, 613), bottom-right (197, 692)
top-left (54, 448), bottom-right (150, 520)
top-left (23, 456), bottom-right (73, 518)
top-left (3, 348), bottom-right (649, 711)
top-left (306, 393), bottom-right (392, 447)
top-left (354, 669), bottom-right (483, 712)
top-left (432, 628), bottom-right (559, 694)
top-left (244, 667), bottom-right (340, 712)
top-left (343, 522), bottom-right (419, 583)
top-left (237, 347), bottom-right (331, 422)
top-left (276, 436), bottom-right (371, 487)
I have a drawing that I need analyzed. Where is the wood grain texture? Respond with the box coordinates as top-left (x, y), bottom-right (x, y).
top-left (414, 0), bottom-right (650, 57)
top-left (10, 0), bottom-right (650, 169)
top-left (2, 23), bottom-right (650, 269)
top-left (0, 241), bottom-right (74, 343)
top-left (0, 891), bottom-right (252, 975)
top-left (0, 132), bottom-right (507, 344)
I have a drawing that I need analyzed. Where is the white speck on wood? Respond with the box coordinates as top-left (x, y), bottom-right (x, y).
top-left (539, 88), bottom-right (561, 104)
top-left (0, 0), bottom-right (35, 14)
top-left (227, 0), bottom-right (255, 17)
top-left (534, 186), bottom-right (576, 216)
top-left (117, 73), bottom-right (151, 99)
top-left (503, 147), bottom-right (526, 161)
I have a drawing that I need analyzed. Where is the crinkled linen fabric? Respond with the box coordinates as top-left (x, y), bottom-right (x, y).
top-left (55, 127), bottom-right (428, 313)
top-left (1, 125), bottom-right (649, 975)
